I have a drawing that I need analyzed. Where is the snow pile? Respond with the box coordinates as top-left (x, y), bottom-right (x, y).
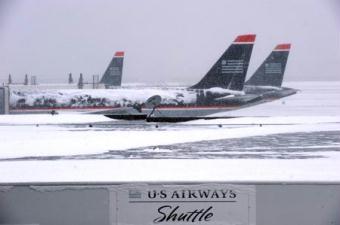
top-left (10, 86), bottom-right (247, 110)
top-left (10, 88), bottom-right (198, 109)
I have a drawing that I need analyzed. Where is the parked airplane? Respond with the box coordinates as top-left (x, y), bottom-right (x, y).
top-left (219, 43), bottom-right (297, 110)
top-left (104, 39), bottom-right (297, 122)
top-left (103, 34), bottom-right (258, 121)
top-left (100, 51), bottom-right (124, 87)
top-left (245, 44), bottom-right (296, 101)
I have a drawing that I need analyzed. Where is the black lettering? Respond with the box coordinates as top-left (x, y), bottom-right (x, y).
top-left (199, 206), bottom-right (213, 221)
top-left (153, 205), bottom-right (214, 223)
top-left (148, 190), bottom-right (157, 199)
top-left (177, 212), bottom-right (188, 221)
top-left (211, 190), bottom-right (220, 198)
top-left (181, 190), bottom-right (186, 199)
top-left (153, 205), bottom-right (170, 223)
top-left (220, 189), bottom-right (229, 198)
top-left (171, 191), bottom-right (180, 199)
top-left (191, 209), bottom-right (203, 221)
top-left (185, 210), bottom-right (195, 221)
top-left (229, 190), bottom-right (237, 198)
top-left (198, 190), bottom-right (210, 198)
top-left (160, 190), bottom-right (167, 199)
top-left (166, 206), bottom-right (180, 222)
top-left (188, 190), bottom-right (197, 198)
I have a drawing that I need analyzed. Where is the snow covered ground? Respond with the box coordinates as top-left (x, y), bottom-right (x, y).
top-left (0, 117), bottom-right (339, 159)
top-left (0, 81), bottom-right (339, 183)
top-left (0, 114), bottom-right (113, 125)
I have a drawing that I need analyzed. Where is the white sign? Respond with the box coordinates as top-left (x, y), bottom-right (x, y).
top-left (110, 184), bottom-right (256, 225)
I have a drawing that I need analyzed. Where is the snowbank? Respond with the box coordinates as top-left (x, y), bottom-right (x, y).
top-left (10, 88), bottom-right (197, 109)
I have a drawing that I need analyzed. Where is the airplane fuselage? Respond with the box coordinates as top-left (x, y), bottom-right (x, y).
top-left (101, 86), bottom-right (297, 120)
top-left (10, 85), bottom-right (296, 119)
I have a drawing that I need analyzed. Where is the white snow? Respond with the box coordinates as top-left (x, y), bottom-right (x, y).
top-left (0, 114), bottom-right (113, 125)
top-left (185, 116), bottom-right (340, 125)
top-left (0, 121), bottom-right (339, 159)
top-left (204, 87), bottom-right (244, 95)
top-left (10, 88), bottom-right (198, 108)
top-left (10, 85), bottom-right (245, 109)
top-left (1, 158), bottom-right (340, 183)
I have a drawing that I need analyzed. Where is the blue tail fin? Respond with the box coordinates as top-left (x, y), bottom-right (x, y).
top-left (246, 44), bottom-right (290, 87)
top-left (100, 51), bottom-right (124, 86)
top-left (191, 34), bottom-right (256, 91)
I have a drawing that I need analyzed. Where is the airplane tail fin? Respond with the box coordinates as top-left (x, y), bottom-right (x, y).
top-left (100, 51), bottom-right (124, 86)
top-left (246, 44), bottom-right (291, 87)
top-left (191, 34), bottom-right (256, 91)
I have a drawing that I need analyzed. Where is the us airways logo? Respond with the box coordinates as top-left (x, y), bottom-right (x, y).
top-left (221, 59), bottom-right (244, 74)
top-left (128, 189), bottom-right (237, 201)
top-left (146, 189), bottom-right (237, 200)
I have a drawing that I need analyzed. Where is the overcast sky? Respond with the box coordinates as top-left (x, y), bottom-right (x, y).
top-left (0, 0), bottom-right (339, 85)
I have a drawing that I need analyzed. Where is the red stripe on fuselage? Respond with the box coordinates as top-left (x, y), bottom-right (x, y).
top-left (10, 106), bottom-right (116, 111)
top-left (149, 105), bottom-right (239, 110)
top-left (11, 105), bottom-right (241, 112)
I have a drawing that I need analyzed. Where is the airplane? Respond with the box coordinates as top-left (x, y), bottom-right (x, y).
top-left (243, 43), bottom-right (297, 103)
top-left (103, 34), bottom-right (257, 121)
top-left (104, 38), bottom-right (297, 122)
top-left (214, 43), bottom-right (297, 110)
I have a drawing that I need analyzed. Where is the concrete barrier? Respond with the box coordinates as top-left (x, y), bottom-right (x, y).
top-left (0, 182), bottom-right (339, 225)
